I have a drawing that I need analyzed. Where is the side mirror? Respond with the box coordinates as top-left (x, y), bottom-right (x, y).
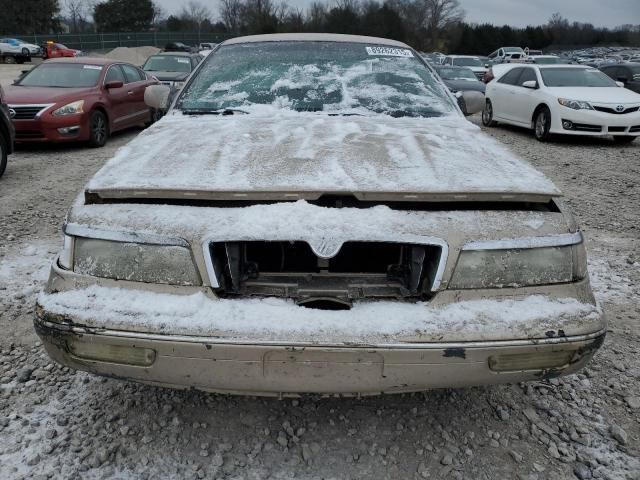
top-left (615, 81), bottom-right (624, 88)
top-left (105, 80), bottom-right (123, 89)
top-left (522, 80), bottom-right (538, 89)
top-left (144, 84), bottom-right (171, 110)
top-left (457, 90), bottom-right (484, 116)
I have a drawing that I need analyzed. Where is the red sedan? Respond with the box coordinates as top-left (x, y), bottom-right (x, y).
top-left (4, 58), bottom-right (157, 147)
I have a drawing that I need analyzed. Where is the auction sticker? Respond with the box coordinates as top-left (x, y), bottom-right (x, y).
top-left (365, 46), bottom-right (413, 57)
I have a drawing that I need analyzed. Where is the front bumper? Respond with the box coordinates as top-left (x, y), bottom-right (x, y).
top-left (13, 113), bottom-right (89, 143)
top-left (550, 106), bottom-right (640, 136)
top-left (34, 311), bottom-right (605, 396)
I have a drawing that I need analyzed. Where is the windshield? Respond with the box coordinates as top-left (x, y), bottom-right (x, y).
top-left (452, 57), bottom-right (482, 67)
top-left (178, 41), bottom-right (455, 117)
top-left (504, 47), bottom-right (524, 53)
top-left (143, 55), bottom-right (192, 72)
top-left (540, 68), bottom-right (617, 87)
top-left (437, 67), bottom-right (477, 80)
top-left (18, 63), bottom-right (102, 88)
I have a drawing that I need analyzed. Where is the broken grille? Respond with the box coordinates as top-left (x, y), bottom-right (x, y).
top-left (207, 241), bottom-right (444, 305)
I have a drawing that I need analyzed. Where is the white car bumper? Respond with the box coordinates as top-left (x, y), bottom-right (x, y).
top-left (550, 106), bottom-right (640, 136)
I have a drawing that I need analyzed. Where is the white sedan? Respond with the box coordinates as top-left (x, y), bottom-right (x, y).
top-left (483, 64), bottom-right (640, 143)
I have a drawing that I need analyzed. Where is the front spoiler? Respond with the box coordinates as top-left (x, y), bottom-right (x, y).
top-left (34, 310), bottom-right (605, 397)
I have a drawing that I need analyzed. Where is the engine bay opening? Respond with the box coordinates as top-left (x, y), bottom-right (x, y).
top-left (209, 240), bottom-right (443, 302)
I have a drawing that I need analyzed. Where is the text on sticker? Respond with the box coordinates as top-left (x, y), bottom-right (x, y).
top-left (365, 46), bottom-right (413, 58)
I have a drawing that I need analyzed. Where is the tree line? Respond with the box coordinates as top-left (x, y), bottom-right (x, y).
top-left (1, 0), bottom-right (638, 54)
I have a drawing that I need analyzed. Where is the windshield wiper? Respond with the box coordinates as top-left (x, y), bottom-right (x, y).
top-left (182, 108), bottom-right (248, 115)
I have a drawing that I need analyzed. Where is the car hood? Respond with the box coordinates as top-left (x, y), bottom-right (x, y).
top-left (546, 86), bottom-right (640, 104)
top-left (146, 71), bottom-right (189, 81)
top-left (4, 86), bottom-right (93, 104)
top-left (86, 109), bottom-right (561, 202)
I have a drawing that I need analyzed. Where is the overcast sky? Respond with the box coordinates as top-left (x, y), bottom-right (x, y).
top-left (154, 0), bottom-right (640, 28)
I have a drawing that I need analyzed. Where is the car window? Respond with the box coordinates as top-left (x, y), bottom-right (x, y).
top-left (104, 65), bottom-right (126, 84)
top-left (143, 55), bottom-right (193, 73)
top-left (178, 41), bottom-right (456, 118)
top-left (517, 68), bottom-right (537, 85)
top-left (121, 64), bottom-right (143, 83)
top-left (540, 68), bottom-right (617, 87)
top-left (452, 57), bottom-right (482, 67)
top-left (498, 68), bottom-right (523, 85)
top-left (17, 63), bottom-right (103, 88)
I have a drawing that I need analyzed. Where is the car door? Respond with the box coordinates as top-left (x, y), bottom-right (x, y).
top-left (491, 67), bottom-right (523, 122)
top-left (102, 65), bottom-right (130, 130)
top-left (508, 67), bottom-right (540, 126)
top-left (120, 64), bottom-right (149, 127)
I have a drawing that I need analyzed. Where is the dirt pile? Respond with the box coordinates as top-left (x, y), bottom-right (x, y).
top-left (104, 46), bottom-right (160, 65)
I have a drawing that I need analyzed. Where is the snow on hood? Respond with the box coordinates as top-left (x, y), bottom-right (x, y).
top-left (87, 108), bottom-right (560, 199)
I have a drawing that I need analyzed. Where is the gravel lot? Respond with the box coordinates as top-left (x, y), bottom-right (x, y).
top-left (1, 64), bottom-right (639, 479)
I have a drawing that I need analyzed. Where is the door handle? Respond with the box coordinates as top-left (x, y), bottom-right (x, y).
top-left (127, 91), bottom-right (134, 95)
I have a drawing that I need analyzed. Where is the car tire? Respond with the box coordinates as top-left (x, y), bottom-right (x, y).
top-left (4, 55), bottom-right (16, 64)
top-left (482, 99), bottom-right (497, 126)
top-left (88, 111), bottom-right (109, 148)
top-left (0, 130), bottom-right (7, 178)
top-left (21, 47), bottom-right (29, 56)
top-left (613, 136), bottom-right (636, 144)
top-left (534, 107), bottom-right (552, 142)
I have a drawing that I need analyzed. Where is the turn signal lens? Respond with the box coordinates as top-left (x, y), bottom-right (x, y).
top-left (68, 341), bottom-right (156, 366)
top-left (488, 350), bottom-right (574, 372)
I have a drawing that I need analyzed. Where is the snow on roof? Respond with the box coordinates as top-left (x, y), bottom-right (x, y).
top-left (86, 109), bottom-right (560, 199)
top-left (222, 33), bottom-right (410, 48)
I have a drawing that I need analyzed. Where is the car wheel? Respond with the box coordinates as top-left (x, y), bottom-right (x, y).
top-left (0, 130), bottom-right (7, 178)
top-left (21, 47), bottom-right (29, 56)
top-left (482, 99), bottom-right (497, 126)
top-left (4, 55), bottom-right (16, 64)
top-left (88, 111), bottom-right (109, 147)
top-left (534, 107), bottom-right (552, 142)
top-left (613, 136), bottom-right (636, 144)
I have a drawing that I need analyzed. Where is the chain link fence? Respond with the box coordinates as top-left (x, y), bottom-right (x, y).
top-left (6, 32), bottom-right (236, 52)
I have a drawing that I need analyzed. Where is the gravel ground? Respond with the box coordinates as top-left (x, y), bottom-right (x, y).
top-left (1, 65), bottom-right (639, 479)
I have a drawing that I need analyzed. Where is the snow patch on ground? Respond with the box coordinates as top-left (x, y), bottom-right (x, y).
top-left (0, 239), bottom-right (59, 304)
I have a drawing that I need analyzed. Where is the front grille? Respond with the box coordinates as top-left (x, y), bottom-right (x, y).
top-left (9, 105), bottom-right (49, 120)
top-left (593, 106), bottom-right (639, 115)
top-left (15, 130), bottom-right (45, 139)
top-left (608, 126), bottom-right (626, 133)
top-left (208, 241), bottom-right (444, 305)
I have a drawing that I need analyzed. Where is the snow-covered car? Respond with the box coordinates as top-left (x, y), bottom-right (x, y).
top-left (483, 64), bottom-right (640, 143)
top-left (488, 46), bottom-right (526, 64)
top-left (35, 34), bottom-right (605, 396)
top-left (442, 55), bottom-right (487, 80)
top-left (0, 37), bottom-right (40, 56)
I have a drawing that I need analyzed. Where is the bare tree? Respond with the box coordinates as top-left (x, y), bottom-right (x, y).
top-left (181, 0), bottom-right (212, 24)
top-left (423, 0), bottom-right (464, 49)
top-left (220, 0), bottom-right (244, 32)
top-left (65, 0), bottom-right (88, 33)
top-left (306, 2), bottom-right (327, 31)
top-left (151, 1), bottom-right (167, 26)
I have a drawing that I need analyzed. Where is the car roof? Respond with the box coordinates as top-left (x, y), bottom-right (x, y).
top-left (447, 55), bottom-right (479, 58)
top-left (222, 33), bottom-right (410, 48)
top-left (43, 57), bottom-right (116, 66)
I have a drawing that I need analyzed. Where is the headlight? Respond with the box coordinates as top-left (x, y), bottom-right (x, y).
top-left (53, 100), bottom-right (84, 116)
top-left (449, 242), bottom-right (587, 289)
top-left (72, 237), bottom-right (200, 286)
top-left (557, 98), bottom-right (593, 110)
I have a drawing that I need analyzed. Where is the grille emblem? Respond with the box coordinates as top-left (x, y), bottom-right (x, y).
top-left (8, 108), bottom-right (16, 118)
top-left (615, 105), bottom-right (625, 113)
